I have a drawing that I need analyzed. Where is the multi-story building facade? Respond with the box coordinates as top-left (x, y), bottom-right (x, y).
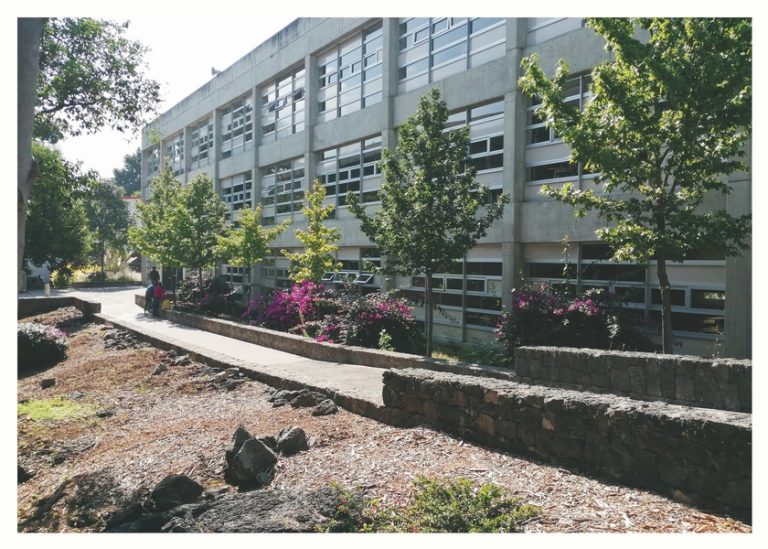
top-left (140, 18), bottom-right (751, 359)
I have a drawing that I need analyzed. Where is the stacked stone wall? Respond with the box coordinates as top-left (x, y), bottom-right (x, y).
top-left (515, 347), bottom-right (751, 413)
top-left (382, 368), bottom-right (751, 519)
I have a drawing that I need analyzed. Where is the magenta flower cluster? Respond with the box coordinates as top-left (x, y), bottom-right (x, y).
top-left (496, 283), bottom-right (614, 352)
top-left (242, 280), bottom-right (332, 331)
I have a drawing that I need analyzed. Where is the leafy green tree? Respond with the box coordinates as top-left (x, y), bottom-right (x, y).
top-left (83, 180), bottom-right (131, 275)
top-left (129, 171), bottom-right (228, 288)
top-left (348, 88), bottom-right (509, 356)
top-left (519, 18), bottom-right (751, 353)
top-left (25, 143), bottom-right (93, 277)
top-left (282, 181), bottom-right (342, 283)
top-left (113, 148), bottom-right (142, 196)
top-left (217, 206), bottom-right (291, 292)
top-left (35, 18), bottom-right (160, 142)
top-left (18, 17), bottom-right (158, 290)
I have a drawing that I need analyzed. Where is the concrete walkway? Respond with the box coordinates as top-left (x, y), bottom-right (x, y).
top-left (19, 287), bottom-right (386, 410)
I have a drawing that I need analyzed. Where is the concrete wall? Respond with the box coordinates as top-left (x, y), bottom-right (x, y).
top-left (515, 346), bottom-right (751, 413)
top-left (382, 367), bottom-right (751, 520)
top-left (18, 297), bottom-right (101, 319)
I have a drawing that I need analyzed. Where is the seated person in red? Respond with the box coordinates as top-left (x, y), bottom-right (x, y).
top-left (152, 281), bottom-right (166, 316)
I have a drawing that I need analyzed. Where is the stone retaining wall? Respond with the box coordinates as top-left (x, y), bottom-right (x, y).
top-left (515, 347), bottom-right (751, 413)
top-left (134, 294), bottom-right (515, 380)
top-left (382, 368), bottom-right (751, 519)
top-left (18, 296), bottom-right (101, 319)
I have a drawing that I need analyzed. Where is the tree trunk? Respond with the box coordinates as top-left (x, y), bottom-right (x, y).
top-left (100, 248), bottom-right (106, 275)
top-left (656, 256), bottom-right (674, 353)
top-left (424, 272), bottom-right (434, 357)
top-left (17, 18), bottom-right (45, 292)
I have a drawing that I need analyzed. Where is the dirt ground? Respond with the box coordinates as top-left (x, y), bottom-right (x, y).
top-left (17, 307), bottom-right (750, 533)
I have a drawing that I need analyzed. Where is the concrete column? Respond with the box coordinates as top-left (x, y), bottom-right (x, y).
top-left (304, 52), bottom-right (319, 187)
top-left (212, 108), bottom-right (221, 192)
top-left (722, 140), bottom-right (751, 358)
top-left (380, 17), bottom-right (399, 291)
top-left (182, 125), bottom-right (192, 186)
top-left (252, 85), bottom-right (262, 209)
top-left (501, 18), bottom-right (527, 311)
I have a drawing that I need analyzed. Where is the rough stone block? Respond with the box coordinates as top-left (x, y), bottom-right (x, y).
top-left (400, 394), bottom-right (423, 414)
top-left (495, 419), bottom-right (518, 440)
top-left (720, 384), bottom-right (741, 412)
top-left (658, 360), bottom-right (677, 399)
top-left (658, 457), bottom-right (688, 489)
top-left (474, 413), bottom-right (495, 436)
top-left (541, 411), bottom-right (556, 431)
top-left (628, 364), bottom-right (647, 396)
top-left (693, 367), bottom-right (719, 406)
top-left (423, 400), bottom-right (439, 421)
top-left (675, 375), bottom-right (695, 402)
top-left (718, 479), bottom-right (751, 509)
top-left (551, 436), bottom-right (584, 462)
top-left (450, 390), bottom-right (465, 407)
top-left (609, 367), bottom-right (631, 394)
top-left (483, 389), bottom-right (500, 404)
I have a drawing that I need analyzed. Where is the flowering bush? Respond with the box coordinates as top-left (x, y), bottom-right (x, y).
top-left (495, 284), bottom-right (648, 354)
top-left (18, 322), bottom-right (68, 373)
top-left (177, 275), bottom-right (240, 316)
top-left (314, 290), bottom-right (423, 354)
top-left (242, 281), bottom-right (335, 332)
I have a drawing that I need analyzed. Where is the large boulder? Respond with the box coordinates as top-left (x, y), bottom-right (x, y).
top-left (312, 399), bottom-right (339, 416)
top-left (106, 487), bottom-right (341, 533)
top-left (275, 426), bottom-right (309, 456)
top-left (151, 474), bottom-right (204, 511)
top-left (224, 438), bottom-right (278, 488)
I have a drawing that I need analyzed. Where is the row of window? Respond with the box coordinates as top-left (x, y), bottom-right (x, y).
top-left (318, 23), bottom-right (384, 121)
top-left (398, 17), bottom-right (506, 93)
top-left (144, 18), bottom-right (510, 181)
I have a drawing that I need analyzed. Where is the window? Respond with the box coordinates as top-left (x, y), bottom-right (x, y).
top-left (317, 135), bottom-right (382, 207)
top-left (220, 172), bottom-right (253, 220)
top-left (145, 147), bottom-right (160, 182)
top-left (318, 22), bottom-right (383, 122)
top-left (220, 95), bottom-right (253, 158)
top-left (164, 133), bottom-right (184, 176)
top-left (189, 118), bottom-right (213, 169)
top-left (526, 72), bottom-right (592, 145)
top-left (260, 157), bottom-right (305, 218)
top-left (261, 65), bottom-right (306, 141)
top-left (222, 265), bottom-right (249, 285)
top-left (526, 160), bottom-right (579, 184)
top-left (398, 18), bottom-right (506, 92)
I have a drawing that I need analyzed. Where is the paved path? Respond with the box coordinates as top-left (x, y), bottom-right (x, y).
top-left (19, 287), bottom-right (386, 407)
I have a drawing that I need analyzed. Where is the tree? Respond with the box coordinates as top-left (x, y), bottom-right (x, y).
top-left (18, 18), bottom-right (45, 291)
top-left (25, 143), bottom-right (93, 277)
top-left (348, 88), bottom-right (509, 356)
top-left (282, 181), bottom-right (342, 284)
top-left (83, 180), bottom-right (131, 275)
top-left (35, 18), bottom-right (160, 142)
top-left (518, 18), bottom-right (751, 353)
top-left (217, 206), bottom-right (291, 292)
top-left (18, 17), bottom-right (159, 291)
top-left (129, 171), bottom-right (228, 288)
top-left (113, 148), bottom-right (142, 196)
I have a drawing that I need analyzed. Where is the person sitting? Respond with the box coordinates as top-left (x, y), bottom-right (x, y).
top-left (152, 281), bottom-right (166, 316)
top-left (144, 282), bottom-right (155, 314)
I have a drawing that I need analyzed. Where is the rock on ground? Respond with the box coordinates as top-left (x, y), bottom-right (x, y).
top-left (151, 474), bottom-right (204, 511)
top-left (106, 487), bottom-right (340, 533)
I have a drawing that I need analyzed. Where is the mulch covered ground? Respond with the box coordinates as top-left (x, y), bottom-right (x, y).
top-left (17, 307), bottom-right (750, 533)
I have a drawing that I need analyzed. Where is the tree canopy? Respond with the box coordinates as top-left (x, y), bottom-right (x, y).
top-left (348, 88), bottom-right (509, 356)
top-left (35, 18), bottom-right (160, 142)
top-left (518, 17), bottom-right (751, 352)
top-left (282, 181), bottom-right (341, 284)
top-left (25, 143), bottom-right (93, 275)
top-left (83, 180), bottom-right (131, 274)
top-left (217, 206), bottom-right (291, 288)
top-left (129, 171), bottom-right (228, 286)
top-left (113, 148), bottom-right (142, 196)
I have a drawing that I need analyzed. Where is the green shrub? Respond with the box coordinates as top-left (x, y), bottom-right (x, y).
top-left (52, 269), bottom-right (73, 288)
top-left (18, 322), bottom-right (68, 374)
top-left (397, 476), bottom-right (539, 533)
top-left (319, 476), bottom-right (539, 533)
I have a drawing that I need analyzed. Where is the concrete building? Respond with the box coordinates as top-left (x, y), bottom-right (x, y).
top-left (140, 18), bottom-right (751, 358)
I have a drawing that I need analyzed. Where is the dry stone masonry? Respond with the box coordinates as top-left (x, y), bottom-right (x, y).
top-left (515, 347), bottom-right (751, 413)
top-left (382, 368), bottom-right (751, 520)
